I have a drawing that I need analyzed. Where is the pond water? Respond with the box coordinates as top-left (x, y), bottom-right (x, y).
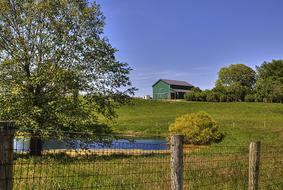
top-left (14, 138), bottom-right (168, 151)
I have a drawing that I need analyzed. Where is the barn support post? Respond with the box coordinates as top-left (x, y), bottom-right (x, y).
top-left (0, 122), bottom-right (16, 190)
top-left (248, 141), bottom-right (261, 190)
top-left (170, 135), bottom-right (184, 190)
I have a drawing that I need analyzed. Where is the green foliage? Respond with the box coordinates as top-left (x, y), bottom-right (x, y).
top-left (191, 86), bottom-right (202, 93)
top-left (184, 63), bottom-right (259, 103)
top-left (257, 60), bottom-right (283, 83)
top-left (184, 86), bottom-right (203, 101)
top-left (0, 0), bottom-right (135, 135)
top-left (216, 64), bottom-right (256, 88)
top-left (195, 91), bottom-right (206, 101)
top-left (168, 112), bottom-right (224, 145)
top-left (244, 94), bottom-right (256, 102)
top-left (205, 90), bottom-right (219, 102)
top-left (219, 94), bottom-right (227, 102)
top-left (216, 64), bottom-right (256, 102)
top-left (256, 79), bottom-right (283, 103)
top-left (184, 92), bottom-right (196, 101)
top-left (210, 61), bottom-right (283, 103)
top-left (256, 60), bottom-right (283, 103)
top-left (184, 62), bottom-right (283, 103)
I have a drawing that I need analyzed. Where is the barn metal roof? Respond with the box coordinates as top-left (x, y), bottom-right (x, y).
top-left (153, 79), bottom-right (193, 87)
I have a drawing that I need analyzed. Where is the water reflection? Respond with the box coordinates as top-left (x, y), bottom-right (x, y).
top-left (14, 138), bottom-right (168, 151)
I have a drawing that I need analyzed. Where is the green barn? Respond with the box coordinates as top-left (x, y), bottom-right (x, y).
top-left (152, 79), bottom-right (194, 100)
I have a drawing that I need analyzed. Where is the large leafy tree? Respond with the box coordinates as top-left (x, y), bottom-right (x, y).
top-left (256, 60), bottom-right (283, 102)
top-left (256, 60), bottom-right (283, 83)
top-left (215, 64), bottom-right (256, 101)
top-left (216, 64), bottom-right (256, 88)
top-left (0, 0), bottom-right (135, 153)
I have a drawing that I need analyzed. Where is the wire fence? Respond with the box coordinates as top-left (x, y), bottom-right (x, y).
top-left (12, 132), bottom-right (171, 190)
top-left (0, 125), bottom-right (282, 189)
top-left (183, 145), bottom-right (249, 189)
top-left (259, 145), bottom-right (283, 190)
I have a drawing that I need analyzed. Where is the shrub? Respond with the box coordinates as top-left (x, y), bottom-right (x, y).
top-left (184, 92), bottom-right (196, 101)
top-left (206, 91), bottom-right (219, 102)
top-left (244, 94), bottom-right (255, 102)
top-left (219, 94), bottom-right (227, 102)
top-left (168, 112), bottom-right (224, 145)
top-left (195, 92), bottom-right (205, 101)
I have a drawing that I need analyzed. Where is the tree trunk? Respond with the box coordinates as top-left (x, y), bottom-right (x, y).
top-left (29, 136), bottom-right (43, 156)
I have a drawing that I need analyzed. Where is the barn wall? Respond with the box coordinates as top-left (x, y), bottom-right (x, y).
top-left (152, 81), bottom-right (170, 99)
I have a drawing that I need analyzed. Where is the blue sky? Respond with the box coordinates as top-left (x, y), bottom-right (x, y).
top-left (96, 0), bottom-right (283, 97)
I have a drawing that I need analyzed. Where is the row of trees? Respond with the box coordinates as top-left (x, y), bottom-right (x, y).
top-left (185, 61), bottom-right (283, 103)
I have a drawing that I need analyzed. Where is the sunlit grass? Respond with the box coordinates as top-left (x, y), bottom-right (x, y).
top-left (12, 100), bottom-right (283, 189)
top-left (13, 146), bottom-right (283, 190)
top-left (109, 100), bottom-right (283, 145)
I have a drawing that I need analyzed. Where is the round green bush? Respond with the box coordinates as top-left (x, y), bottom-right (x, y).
top-left (168, 112), bottom-right (224, 145)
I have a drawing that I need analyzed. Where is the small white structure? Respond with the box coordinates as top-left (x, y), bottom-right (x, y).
top-left (143, 95), bottom-right (152, 100)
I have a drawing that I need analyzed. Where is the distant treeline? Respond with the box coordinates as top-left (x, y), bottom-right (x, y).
top-left (185, 60), bottom-right (283, 103)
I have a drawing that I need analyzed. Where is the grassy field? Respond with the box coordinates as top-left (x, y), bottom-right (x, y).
top-left (13, 146), bottom-right (283, 190)
top-left (11, 100), bottom-right (283, 189)
top-left (109, 99), bottom-right (283, 145)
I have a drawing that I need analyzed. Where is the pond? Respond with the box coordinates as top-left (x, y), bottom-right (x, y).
top-left (14, 138), bottom-right (168, 151)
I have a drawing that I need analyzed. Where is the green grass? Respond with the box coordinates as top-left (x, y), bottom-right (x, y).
top-left (109, 99), bottom-right (283, 145)
top-left (13, 154), bottom-right (171, 190)
top-left (13, 147), bottom-right (283, 190)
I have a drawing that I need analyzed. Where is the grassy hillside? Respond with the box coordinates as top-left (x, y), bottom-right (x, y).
top-left (109, 99), bottom-right (283, 145)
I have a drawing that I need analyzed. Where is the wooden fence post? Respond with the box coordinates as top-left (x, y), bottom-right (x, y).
top-left (0, 122), bottom-right (16, 190)
top-left (248, 141), bottom-right (261, 190)
top-left (170, 135), bottom-right (184, 190)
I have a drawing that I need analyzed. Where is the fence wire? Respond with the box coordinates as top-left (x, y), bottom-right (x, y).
top-left (11, 131), bottom-right (170, 190)
top-left (183, 145), bottom-right (249, 190)
top-left (0, 130), bottom-right (282, 189)
top-left (259, 145), bottom-right (283, 190)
